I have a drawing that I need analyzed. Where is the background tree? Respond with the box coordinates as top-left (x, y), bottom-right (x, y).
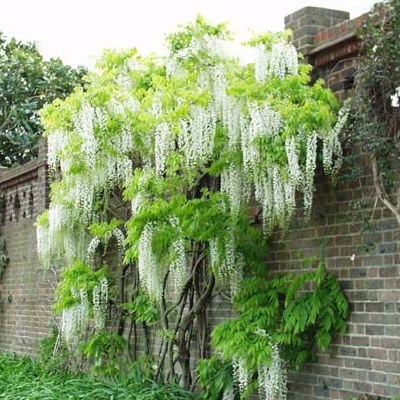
top-left (352, 0), bottom-right (400, 225)
top-left (0, 33), bottom-right (86, 166)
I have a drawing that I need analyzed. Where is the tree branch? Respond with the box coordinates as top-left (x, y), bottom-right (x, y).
top-left (371, 155), bottom-right (400, 226)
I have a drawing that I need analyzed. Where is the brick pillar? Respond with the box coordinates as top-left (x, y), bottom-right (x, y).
top-left (36, 139), bottom-right (49, 211)
top-left (284, 7), bottom-right (350, 56)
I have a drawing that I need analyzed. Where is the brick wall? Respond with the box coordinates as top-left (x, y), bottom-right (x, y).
top-left (0, 141), bottom-right (55, 354)
top-left (278, 7), bottom-right (400, 400)
top-left (0, 6), bottom-right (399, 400)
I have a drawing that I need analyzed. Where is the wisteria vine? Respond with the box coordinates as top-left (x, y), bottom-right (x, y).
top-left (37, 17), bottom-right (347, 396)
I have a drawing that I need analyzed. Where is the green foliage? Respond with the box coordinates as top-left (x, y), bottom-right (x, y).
top-left (54, 260), bottom-right (108, 312)
top-left (0, 33), bottom-right (86, 166)
top-left (167, 15), bottom-right (230, 55)
top-left (352, 0), bottom-right (400, 186)
top-left (38, 326), bottom-right (70, 374)
top-left (0, 191), bottom-right (7, 278)
top-left (197, 357), bottom-right (235, 400)
top-left (0, 353), bottom-right (197, 400)
top-left (212, 261), bottom-right (348, 371)
top-left (83, 331), bottom-right (126, 376)
top-left (0, 237), bottom-right (7, 278)
top-left (122, 290), bottom-right (159, 325)
top-left (38, 14), bottom-right (347, 391)
top-left (89, 218), bottom-right (122, 240)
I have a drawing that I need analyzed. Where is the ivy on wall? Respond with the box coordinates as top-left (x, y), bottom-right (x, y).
top-left (0, 190), bottom-right (7, 277)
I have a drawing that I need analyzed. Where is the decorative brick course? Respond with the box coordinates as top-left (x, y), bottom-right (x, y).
top-left (0, 140), bottom-right (55, 354)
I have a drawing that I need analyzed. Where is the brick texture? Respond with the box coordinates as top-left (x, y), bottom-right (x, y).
top-left (0, 7), bottom-right (399, 400)
top-left (280, 7), bottom-right (400, 400)
top-left (0, 141), bottom-right (55, 354)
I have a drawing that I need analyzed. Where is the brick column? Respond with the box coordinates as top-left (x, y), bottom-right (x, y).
top-left (36, 139), bottom-right (49, 212)
top-left (284, 7), bottom-right (349, 56)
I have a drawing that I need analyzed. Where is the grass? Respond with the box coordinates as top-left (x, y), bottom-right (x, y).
top-left (0, 353), bottom-right (197, 400)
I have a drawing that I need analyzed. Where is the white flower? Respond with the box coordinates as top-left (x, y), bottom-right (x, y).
top-left (390, 86), bottom-right (400, 107)
top-left (93, 277), bottom-right (108, 330)
top-left (232, 358), bottom-right (249, 394)
top-left (138, 222), bottom-right (163, 300)
top-left (259, 343), bottom-right (288, 400)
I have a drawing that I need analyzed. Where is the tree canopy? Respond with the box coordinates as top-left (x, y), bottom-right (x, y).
top-left (0, 33), bottom-right (86, 166)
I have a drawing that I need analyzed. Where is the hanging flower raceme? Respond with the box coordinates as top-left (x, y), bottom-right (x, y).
top-left (93, 277), bottom-right (108, 330)
top-left (61, 288), bottom-right (90, 346)
top-left (258, 343), bottom-right (288, 400)
top-left (138, 222), bottom-right (163, 301)
top-left (232, 357), bottom-right (249, 395)
top-left (169, 217), bottom-right (187, 295)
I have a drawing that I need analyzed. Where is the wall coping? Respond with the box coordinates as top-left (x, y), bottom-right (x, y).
top-left (0, 158), bottom-right (46, 190)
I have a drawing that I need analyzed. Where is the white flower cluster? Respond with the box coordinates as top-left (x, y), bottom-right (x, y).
top-left (304, 133), bottom-right (318, 213)
top-left (224, 97), bottom-right (242, 150)
top-left (61, 289), bottom-right (90, 346)
top-left (255, 45), bottom-right (269, 83)
top-left (166, 57), bottom-right (184, 77)
top-left (322, 101), bottom-right (349, 176)
top-left (36, 224), bottom-right (50, 267)
top-left (169, 218), bottom-right (186, 295)
top-left (233, 357), bottom-right (249, 394)
top-left (113, 228), bottom-right (126, 256)
top-left (155, 122), bottom-right (174, 176)
top-left (390, 86), bottom-right (400, 107)
top-left (254, 167), bottom-right (294, 232)
top-left (64, 231), bottom-right (91, 265)
top-left (242, 103), bottom-right (282, 178)
top-left (285, 137), bottom-right (302, 186)
top-left (258, 343), bottom-right (288, 400)
top-left (86, 236), bottom-right (101, 261)
top-left (138, 223), bottom-right (163, 300)
top-left (73, 103), bottom-right (98, 169)
top-left (178, 105), bottom-right (216, 167)
top-left (48, 204), bottom-right (68, 241)
top-left (37, 204), bottom-right (85, 267)
top-left (47, 130), bottom-right (67, 170)
top-left (229, 252), bottom-right (244, 299)
top-left (46, 99), bottom-right (135, 229)
top-left (269, 41), bottom-right (298, 78)
top-left (222, 386), bottom-right (235, 400)
top-left (210, 66), bottom-right (227, 118)
top-left (221, 164), bottom-right (245, 216)
top-left (93, 277), bottom-right (108, 330)
top-left (69, 175), bottom-right (95, 223)
top-left (255, 41), bottom-right (298, 82)
top-left (188, 35), bottom-right (230, 61)
top-left (131, 193), bottom-right (144, 217)
top-left (209, 229), bottom-right (244, 296)
top-left (170, 237), bottom-right (186, 294)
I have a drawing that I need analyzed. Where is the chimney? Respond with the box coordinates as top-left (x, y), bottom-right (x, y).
top-left (284, 7), bottom-right (350, 56)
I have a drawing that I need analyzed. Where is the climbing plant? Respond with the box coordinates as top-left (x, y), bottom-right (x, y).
top-left (352, 0), bottom-right (400, 226)
top-left (211, 260), bottom-right (348, 399)
top-left (37, 17), bottom-right (349, 398)
top-left (0, 190), bottom-right (7, 277)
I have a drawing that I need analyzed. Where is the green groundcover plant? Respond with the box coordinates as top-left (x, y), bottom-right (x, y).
top-left (0, 353), bottom-right (196, 400)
